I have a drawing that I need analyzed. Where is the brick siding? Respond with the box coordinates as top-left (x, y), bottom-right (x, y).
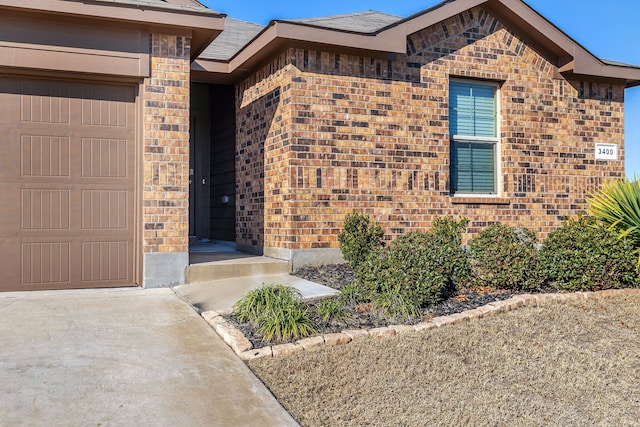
top-left (142, 34), bottom-right (191, 253)
top-left (236, 6), bottom-right (625, 250)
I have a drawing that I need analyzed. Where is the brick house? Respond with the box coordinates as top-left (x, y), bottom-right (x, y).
top-left (1, 0), bottom-right (639, 291)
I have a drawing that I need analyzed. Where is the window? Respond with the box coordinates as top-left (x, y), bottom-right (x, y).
top-left (449, 81), bottom-right (498, 194)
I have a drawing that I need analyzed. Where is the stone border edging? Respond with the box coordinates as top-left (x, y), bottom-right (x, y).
top-left (202, 289), bottom-right (640, 361)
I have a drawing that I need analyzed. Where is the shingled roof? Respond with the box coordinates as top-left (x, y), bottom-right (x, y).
top-left (79, 0), bottom-right (217, 14)
top-left (199, 18), bottom-right (264, 61)
top-left (192, 0), bottom-right (640, 87)
top-left (287, 11), bottom-right (401, 33)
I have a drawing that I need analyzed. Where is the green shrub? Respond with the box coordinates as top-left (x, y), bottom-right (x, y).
top-left (373, 287), bottom-right (420, 323)
top-left (468, 224), bottom-right (542, 291)
top-left (316, 297), bottom-right (349, 323)
top-left (338, 211), bottom-right (384, 269)
top-left (588, 178), bottom-right (640, 263)
top-left (354, 217), bottom-right (471, 308)
top-left (539, 217), bottom-right (639, 292)
top-left (430, 217), bottom-right (472, 288)
top-left (234, 284), bottom-right (317, 342)
top-left (356, 236), bottom-right (447, 308)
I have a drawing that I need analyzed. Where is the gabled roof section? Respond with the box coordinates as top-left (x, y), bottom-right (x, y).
top-left (193, 0), bottom-right (640, 87)
top-left (287, 11), bottom-right (401, 33)
top-left (199, 18), bottom-right (264, 61)
top-left (0, 0), bottom-right (225, 59)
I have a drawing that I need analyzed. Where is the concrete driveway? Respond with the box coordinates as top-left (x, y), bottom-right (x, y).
top-left (0, 288), bottom-right (298, 426)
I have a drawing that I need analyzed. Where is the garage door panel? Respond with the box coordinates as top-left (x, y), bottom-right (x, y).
top-left (81, 189), bottom-right (129, 230)
top-left (82, 138), bottom-right (129, 179)
top-left (20, 135), bottom-right (71, 178)
top-left (22, 188), bottom-right (71, 231)
top-left (20, 80), bottom-right (71, 125)
top-left (0, 77), bottom-right (137, 291)
top-left (21, 241), bottom-right (71, 286)
top-left (81, 240), bottom-right (131, 283)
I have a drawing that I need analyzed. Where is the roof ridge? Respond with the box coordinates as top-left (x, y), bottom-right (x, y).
top-left (289, 10), bottom-right (401, 22)
top-left (225, 17), bottom-right (264, 27)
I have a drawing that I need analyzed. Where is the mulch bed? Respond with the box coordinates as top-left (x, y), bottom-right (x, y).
top-left (224, 263), bottom-right (545, 349)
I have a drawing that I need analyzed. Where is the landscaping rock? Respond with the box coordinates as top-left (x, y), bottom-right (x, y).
top-left (224, 329), bottom-right (253, 354)
top-left (389, 325), bottom-right (416, 335)
top-left (239, 347), bottom-right (273, 361)
top-left (369, 327), bottom-right (395, 338)
top-left (413, 322), bottom-right (437, 332)
top-left (201, 310), bottom-right (221, 323)
top-left (342, 329), bottom-right (370, 341)
top-left (296, 336), bottom-right (325, 351)
top-left (272, 343), bottom-right (302, 357)
top-left (323, 333), bottom-right (352, 346)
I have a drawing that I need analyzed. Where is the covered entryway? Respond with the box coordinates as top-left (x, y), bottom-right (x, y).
top-left (0, 77), bottom-right (138, 291)
top-left (189, 83), bottom-right (236, 243)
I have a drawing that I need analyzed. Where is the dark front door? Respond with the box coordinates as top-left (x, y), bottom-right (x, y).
top-left (188, 114), bottom-right (211, 241)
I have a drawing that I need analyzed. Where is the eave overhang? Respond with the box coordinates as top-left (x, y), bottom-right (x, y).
top-left (0, 0), bottom-right (225, 60)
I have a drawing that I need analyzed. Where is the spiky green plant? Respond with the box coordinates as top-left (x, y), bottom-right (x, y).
top-left (233, 284), bottom-right (301, 323)
top-left (258, 303), bottom-right (317, 343)
top-left (316, 297), bottom-right (350, 323)
top-left (373, 287), bottom-right (420, 323)
top-left (234, 284), bottom-right (317, 343)
top-left (587, 178), bottom-right (640, 263)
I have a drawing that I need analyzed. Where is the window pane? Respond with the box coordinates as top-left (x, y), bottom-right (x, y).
top-left (452, 142), bottom-right (495, 194)
top-left (450, 82), bottom-right (496, 138)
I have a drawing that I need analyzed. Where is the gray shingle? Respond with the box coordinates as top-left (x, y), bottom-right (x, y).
top-left (199, 18), bottom-right (264, 61)
top-left (601, 59), bottom-right (640, 69)
top-left (66, 0), bottom-right (219, 14)
top-left (287, 11), bottom-right (401, 33)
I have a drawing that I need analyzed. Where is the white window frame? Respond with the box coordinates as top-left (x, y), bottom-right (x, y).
top-left (449, 79), bottom-right (501, 197)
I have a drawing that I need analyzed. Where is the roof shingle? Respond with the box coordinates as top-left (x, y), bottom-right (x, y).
top-left (72, 0), bottom-right (218, 14)
top-left (199, 18), bottom-right (264, 61)
top-left (287, 11), bottom-right (401, 33)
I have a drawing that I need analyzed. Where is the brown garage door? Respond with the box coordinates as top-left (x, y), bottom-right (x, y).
top-left (0, 77), bottom-right (137, 291)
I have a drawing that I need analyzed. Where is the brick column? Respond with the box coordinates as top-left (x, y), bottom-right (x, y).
top-left (141, 34), bottom-right (191, 287)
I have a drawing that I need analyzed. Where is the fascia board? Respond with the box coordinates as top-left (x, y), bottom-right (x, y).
top-left (380, 0), bottom-right (487, 39)
top-left (226, 23), bottom-right (405, 73)
top-left (0, 0), bottom-right (225, 32)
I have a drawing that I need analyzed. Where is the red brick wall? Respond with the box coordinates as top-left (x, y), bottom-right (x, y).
top-left (235, 6), bottom-right (625, 251)
top-left (142, 34), bottom-right (191, 253)
top-left (236, 52), bottom-right (294, 250)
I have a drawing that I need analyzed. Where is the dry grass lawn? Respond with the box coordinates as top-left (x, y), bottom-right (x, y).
top-left (248, 293), bottom-right (640, 426)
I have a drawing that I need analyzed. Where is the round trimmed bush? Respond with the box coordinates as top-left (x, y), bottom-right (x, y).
top-left (338, 211), bottom-right (384, 269)
top-left (356, 232), bottom-right (452, 308)
top-left (468, 224), bottom-right (542, 291)
top-left (539, 217), bottom-right (639, 291)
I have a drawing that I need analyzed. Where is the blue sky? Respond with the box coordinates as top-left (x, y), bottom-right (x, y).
top-left (203, 0), bottom-right (640, 177)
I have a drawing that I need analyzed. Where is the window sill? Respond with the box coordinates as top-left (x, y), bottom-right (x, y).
top-left (451, 196), bottom-right (511, 205)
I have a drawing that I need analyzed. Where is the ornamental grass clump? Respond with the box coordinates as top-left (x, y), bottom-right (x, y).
top-left (316, 297), bottom-right (349, 324)
top-left (468, 224), bottom-right (542, 291)
top-left (538, 217), bottom-right (639, 292)
top-left (233, 285), bottom-right (316, 343)
top-left (587, 178), bottom-right (640, 264)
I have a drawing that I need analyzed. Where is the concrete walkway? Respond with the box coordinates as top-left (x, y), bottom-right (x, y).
top-left (175, 273), bottom-right (339, 312)
top-left (0, 287), bottom-right (299, 426)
